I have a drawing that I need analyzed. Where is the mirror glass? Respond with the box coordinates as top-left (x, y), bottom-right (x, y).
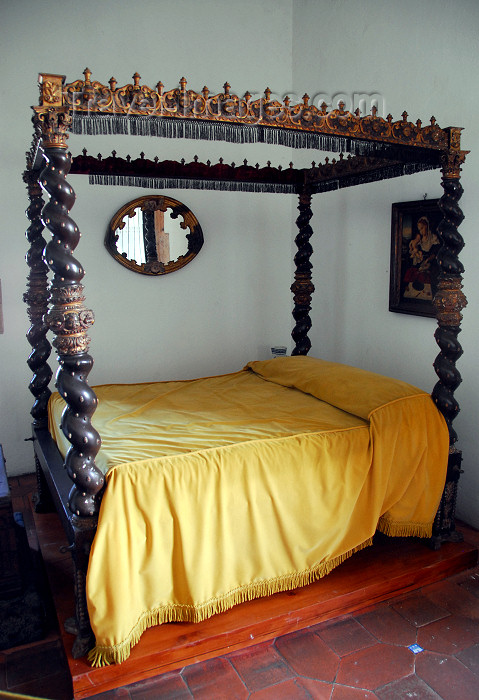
top-left (105, 195), bottom-right (203, 275)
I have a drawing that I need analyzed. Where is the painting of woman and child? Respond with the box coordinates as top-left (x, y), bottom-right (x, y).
top-left (389, 199), bottom-right (442, 318)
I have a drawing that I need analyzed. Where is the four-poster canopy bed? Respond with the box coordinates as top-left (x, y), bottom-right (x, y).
top-left (23, 69), bottom-right (468, 666)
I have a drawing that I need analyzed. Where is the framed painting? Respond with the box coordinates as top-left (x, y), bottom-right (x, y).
top-left (389, 199), bottom-right (442, 318)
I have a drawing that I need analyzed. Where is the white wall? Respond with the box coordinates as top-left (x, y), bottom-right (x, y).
top-left (0, 0), bottom-right (295, 476)
top-left (292, 0), bottom-right (479, 528)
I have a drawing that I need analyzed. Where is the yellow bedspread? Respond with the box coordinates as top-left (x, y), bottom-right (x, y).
top-left (48, 356), bottom-right (449, 666)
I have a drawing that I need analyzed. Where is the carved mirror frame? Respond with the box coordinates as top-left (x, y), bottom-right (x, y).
top-left (105, 194), bottom-right (204, 275)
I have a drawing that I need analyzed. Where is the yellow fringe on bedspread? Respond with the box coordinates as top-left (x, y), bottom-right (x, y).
top-left (88, 537), bottom-right (374, 668)
top-left (377, 518), bottom-right (433, 539)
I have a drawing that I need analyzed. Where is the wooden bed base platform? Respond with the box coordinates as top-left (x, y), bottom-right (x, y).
top-left (32, 508), bottom-right (478, 699)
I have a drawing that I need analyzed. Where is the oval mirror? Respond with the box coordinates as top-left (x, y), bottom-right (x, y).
top-left (105, 195), bottom-right (203, 275)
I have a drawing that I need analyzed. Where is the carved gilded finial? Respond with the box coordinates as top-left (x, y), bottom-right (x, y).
top-left (223, 82), bottom-right (230, 95)
top-left (109, 77), bottom-right (117, 91)
top-left (446, 126), bottom-right (464, 152)
top-left (244, 90), bottom-right (251, 102)
top-left (402, 111), bottom-right (408, 122)
top-left (371, 105), bottom-right (377, 117)
top-left (132, 72), bottom-right (141, 89)
top-left (83, 68), bottom-right (92, 84)
top-left (320, 101), bottom-right (328, 115)
top-left (284, 95), bottom-right (290, 107)
top-left (338, 100), bottom-right (345, 113)
top-left (180, 77), bottom-right (187, 91)
top-left (38, 73), bottom-right (65, 107)
top-left (264, 87), bottom-right (271, 101)
top-left (302, 93), bottom-right (310, 106)
top-left (156, 81), bottom-right (164, 95)
top-left (202, 86), bottom-right (209, 99)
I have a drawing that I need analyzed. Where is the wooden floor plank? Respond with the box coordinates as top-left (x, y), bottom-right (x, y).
top-left (32, 508), bottom-right (478, 699)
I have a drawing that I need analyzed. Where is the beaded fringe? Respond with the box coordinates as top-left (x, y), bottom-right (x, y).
top-left (69, 113), bottom-right (435, 161)
top-left (311, 162), bottom-right (436, 194)
top-left (88, 173), bottom-right (297, 193)
top-left (87, 537), bottom-right (374, 668)
top-left (72, 113), bottom-right (358, 151)
top-left (87, 163), bottom-right (435, 195)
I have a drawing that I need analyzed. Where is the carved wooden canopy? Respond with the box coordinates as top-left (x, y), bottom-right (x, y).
top-left (32, 69), bottom-right (467, 190)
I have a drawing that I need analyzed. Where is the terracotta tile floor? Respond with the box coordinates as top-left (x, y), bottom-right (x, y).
top-left (2, 474), bottom-right (479, 700)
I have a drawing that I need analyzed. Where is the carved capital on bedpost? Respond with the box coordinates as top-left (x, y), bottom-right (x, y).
top-left (291, 188), bottom-right (315, 355)
top-left (38, 141), bottom-right (104, 519)
top-left (430, 144), bottom-right (467, 545)
top-left (34, 107), bottom-right (71, 150)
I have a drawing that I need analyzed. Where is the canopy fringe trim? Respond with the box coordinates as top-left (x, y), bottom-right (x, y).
top-left (88, 174), bottom-right (298, 194)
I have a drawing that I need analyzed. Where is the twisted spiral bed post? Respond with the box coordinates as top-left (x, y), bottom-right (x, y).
top-left (33, 99), bottom-right (104, 654)
top-left (35, 108), bottom-right (104, 519)
top-left (431, 130), bottom-right (468, 547)
top-left (23, 141), bottom-right (54, 511)
top-left (291, 188), bottom-right (315, 355)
